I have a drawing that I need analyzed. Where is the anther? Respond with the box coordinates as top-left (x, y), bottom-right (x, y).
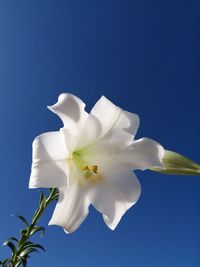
top-left (82, 165), bottom-right (89, 171)
top-left (92, 165), bottom-right (98, 173)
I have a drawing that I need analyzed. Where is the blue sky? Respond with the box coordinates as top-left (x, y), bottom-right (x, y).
top-left (0, 0), bottom-right (199, 266)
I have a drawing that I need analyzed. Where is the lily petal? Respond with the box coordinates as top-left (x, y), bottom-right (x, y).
top-left (75, 114), bottom-right (102, 150)
top-left (29, 131), bottom-right (68, 188)
top-left (61, 128), bottom-right (79, 154)
top-left (48, 93), bottom-right (88, 135)
top-left (80, 137), bottom-right (164, 171)
top-left (117, 137), bottom-right (165, 170)
top-left (91, 96), bottom-right (139, 144)
top-left (31, 131), bottom-right (68, 162)
top-left (89, 171), bottom-right (141, 230)
top-left (29, 161), bottom-right (69, 188)
top-left (49, 184), bottom-right (90, 233)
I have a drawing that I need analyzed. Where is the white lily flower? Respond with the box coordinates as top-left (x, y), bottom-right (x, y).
top-left (29, 93), bottom-right (164, 233)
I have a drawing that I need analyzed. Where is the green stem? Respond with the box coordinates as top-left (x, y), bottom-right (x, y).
top-left (10, 188), bottom-right (58, 267)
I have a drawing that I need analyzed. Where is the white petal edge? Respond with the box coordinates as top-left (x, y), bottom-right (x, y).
top-left (48, 184), bottom-right (90, 233)
top-left (29, 131), bottom-right (69, 188)
top-left (91, 96), bottom-right (140, 144)
top-left (117, 137), bottom-right (165, 170)
top-left (48, 93), bottom-right (88, 135)
top-left (88, 171), bottom-right (141, 230)
top-left (29, 160), bottom-right (69, 188)
top-left (31, 131), bottom-right (68, 163)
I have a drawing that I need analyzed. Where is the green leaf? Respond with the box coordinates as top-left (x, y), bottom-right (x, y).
top-left (24, 243), bottom-right (45, 252)
top-left (32, 208), bottom-right (40, 220)
top-left (12, 215), bottom-right (29, 228)
top-left (41, 196), bottom-right (47, 208)
top-left (52, 193), bottom-right (59, 201)
top-left (150, 150), bottom-right (200, 176)
top-left (23, 241), bottom-right (33, 246)
top-left (32, 197), bottom-right (46, 224)
top-left (18, 257), bottom-right (27, 267)
top-left (48, 188), bottom-right (59, 201)
top-left (2, 259), bottom-right (11, 267)
top-left (39, 192), bottom-right (46, 205)
top-left (19, 229), bottom-right (28, 245)
top-left (30, 226), bottom-right (45, 237)
top-left (15, 260), bottom-right (22, 267)
top-left (49, 188), bottom-right (55, 194)
top-left (6, 237), bottom-right (18, 243)
top-left (20, 247), bottom-right (38, 257)
top-left (2, 241), bottom-right (16, 254)
top-left (18, 241), bottom-right (32, 252)
top-left (20, 229), bottom-right (27, 236)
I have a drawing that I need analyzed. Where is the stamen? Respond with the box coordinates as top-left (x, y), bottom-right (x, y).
top-left (71, 151), bottom-right (102, 184)
top-left (82, 165), bottom-right (89, 171)
top-left (92, 165), bottom-right (98, 173)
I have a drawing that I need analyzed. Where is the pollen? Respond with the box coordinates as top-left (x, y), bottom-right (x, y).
top-left (82, 165), bottom-right (89, 171)
top-left (71, 151), bottom-right (102, 184)
top-left (92, 165), bottom-right (98, 173)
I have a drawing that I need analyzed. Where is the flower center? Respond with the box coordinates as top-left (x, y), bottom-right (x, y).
top-left (70, 151), bottom-right (101, 184)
